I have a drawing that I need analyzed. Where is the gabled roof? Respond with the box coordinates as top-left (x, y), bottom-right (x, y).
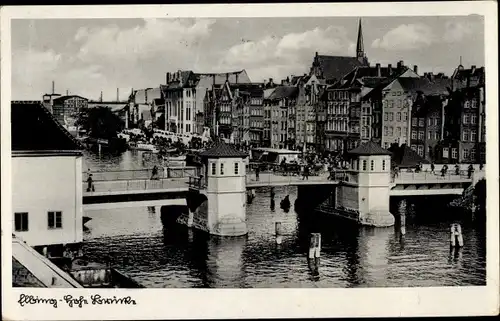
top-left (452, 66), bottom-right (485, 81)
top-left (11, 101), bottom-right (83, 155)
top-left (316, 55), bottom-right (368, 82)
top-left (347, 141), bottom-right (392, 156)
top-left (199, 142), bottom-right (248, 158)
top-left (267, 86), bottom-right (298, 100)
top-left (388, 144), bottom-right (429, 167)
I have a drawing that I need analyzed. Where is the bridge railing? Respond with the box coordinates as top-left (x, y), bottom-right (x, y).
top-left (188, 176), bottom-right (206, 190)
top-left (83, 167), bottom-right (198, 182)
top-left (391, 170), bottom-right (474, 183)
top-left (83, 177), bottom-right (189, 193)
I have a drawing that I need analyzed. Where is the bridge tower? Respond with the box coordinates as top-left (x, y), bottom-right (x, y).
top-left (198, 143), bottom-right (249, 236)
top-left (345, 142), bottom-right (395, 227)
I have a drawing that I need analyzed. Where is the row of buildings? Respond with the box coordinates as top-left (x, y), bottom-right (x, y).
top-left (42, 19), bottom-right (486, 164)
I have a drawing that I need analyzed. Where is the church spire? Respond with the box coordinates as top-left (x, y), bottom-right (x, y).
top-left (356, 18), bottom-right (365, 62)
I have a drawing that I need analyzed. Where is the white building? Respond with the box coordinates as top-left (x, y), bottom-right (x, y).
top-left (11, 101), bottom-right (84, 257)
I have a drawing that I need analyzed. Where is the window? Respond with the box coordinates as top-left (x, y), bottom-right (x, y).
top-left (362, 160), bottom-right (367, 171)
top-left (418, 130), bottom-right (424, 140)
top-left (464, 101), bottom-right (470, 108)
top-left (411, 144), bottom-right (417, 151)
top-left (403, 112), bottom-right (408, 121)
top-left (396, 127), bottom-right (401, 136)
top-left (389, 113), bottom-right (394, 121)
top-left (463, 149), bottom-right (469, 159)
top-left (234, 162), bottom-right (239, 175)
top-left (428, 146), bottom-right (433, 156)
top-left (471, 129), bottom-right (477, 142)
top-left (397, 112), bottom-right (401, 121)
top-left (463, 130), bottom-right (469, 141)
top-left (443, 147), bottom-right (449, 158)
top-left (382, 160), bottom-right (386, 171)
top-left (389, 127), bottom-right (394, 136)
top-left (463, 114), bottom-right (469, 124)
top-left (402, 127), bottom-right (407, 137)
top-left (370, 160), bottom-right (374, 171)
top-left (427, 131), bottom-right (432, 139)
top-left (14, 212), bottom-right (28, 232)
top-left (412, 117), bottom-right (418, 126)
top-left (48, 211), bottom-right (62, 229)
top-left (411, 130), bottom-right (417, 139)
top-left (471, 148), bottom-right (476, 160)
top-left (417, 145), bottom-right (424, 156)
top-left (384, 112), bottom-right (388, 121)
top-left (211, 163), bottom-right (216, 175)
top-left (428, 118), bottom-right (432, 126)
top-left (434, 131), bottom-right (440, 140)
top-left (451, 148), bottom-right (458, 159)
top-left (471, 115), bottom-right (477, 124)
top-left (418, 118), bottom-right (425, 127)
top-left (384, 126), bottom-right (389, 136)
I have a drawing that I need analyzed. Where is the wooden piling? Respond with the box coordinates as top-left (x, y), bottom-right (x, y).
top-left (308, 233), bottom-right (321, 259)
top-left (308, 233), bottom-right (321, 275)
top-left (450, 223), bottom-right (464, 247)
top-left (275, 222), bottom-right (283, 244)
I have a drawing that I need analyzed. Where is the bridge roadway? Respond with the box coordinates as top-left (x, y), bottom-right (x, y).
top-left (82, 169), bottom-right (475, 210)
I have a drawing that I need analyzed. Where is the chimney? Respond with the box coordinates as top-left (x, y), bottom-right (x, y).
top-left (397, 60), bottom-right (404, 69)
top-left (213, 75), bottom-right (216, 86)
top-left (235, 73), bottom-right (239, 84)
top-left (388, 64), bottom-right (392, 75)
top-left (281, 80), bottom-right (286, 85)
top-left (226, 73), bottom-right (229, 82)
top-left (413, 65), bottom-right (418, 74)
top-left (66, 89), bottom-right (69, 96)
top-left (315, 51), bottom-right (318, 57)
top-left (100, 91), bottom-right (103, 102)
top-left (376, 63), bottom-right (381, 77)
top-left (52, 81), bottom-right (55, 94)
top-left (117, 88), bottom-right (119, 102)
top-left (166, 72), bottom-right (171, 84)
top-left (269, 78), bottom-right (274, 87)
top-left (471, 65), bottom-right (476, 74)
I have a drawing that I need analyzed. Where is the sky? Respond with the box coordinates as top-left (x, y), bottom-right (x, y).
top-left (11, 15), bottom-right (484, 101)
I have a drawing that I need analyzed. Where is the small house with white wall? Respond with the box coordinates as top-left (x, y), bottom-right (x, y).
top-left (11, 101), bottom-right (84, 258)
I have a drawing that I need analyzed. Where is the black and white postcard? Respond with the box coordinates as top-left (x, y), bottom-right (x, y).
top-left (1, 2), bottom-right (498, 319)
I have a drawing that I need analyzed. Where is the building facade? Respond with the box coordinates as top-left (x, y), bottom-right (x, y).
top-left (438, 66), bottom-right (486, 164)
top-left (267, 86), bottom-right (298, 149)
top-left (11, 101), bottom-right (84, 258)
top-left (52, 95), bottom-right (88, 126)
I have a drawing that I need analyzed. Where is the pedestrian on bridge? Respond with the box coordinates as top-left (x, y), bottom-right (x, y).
top-left (430, 162), bottom-right (435, 174)
top-left (455, 164), bottom-right (460, 176)
top-left (303, 165), bottom-right (309, 180)
top-left (255, 165), bottom-right (260, 181)
top-left (467, 164), bottom-right (474, 179)
top-left (86, 174), bottom-right (95, 192)
top-left (151, 165), bottom-right (159, 180)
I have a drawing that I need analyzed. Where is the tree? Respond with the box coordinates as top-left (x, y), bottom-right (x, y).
top-left (76, 107), bottom-right (124, 140)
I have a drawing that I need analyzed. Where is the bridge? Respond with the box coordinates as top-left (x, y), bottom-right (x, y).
top-left (82, 167), bottom-right (479, 210)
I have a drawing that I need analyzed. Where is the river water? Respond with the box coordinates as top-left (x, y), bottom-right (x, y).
top-left (82, 151), bottom-right (486, 288)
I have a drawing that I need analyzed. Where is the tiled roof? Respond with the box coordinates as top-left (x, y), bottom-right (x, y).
top-left (398, 77), bottom-right (451, 96)
top-left (317, 55), bottom-right (368, 82)
top-left (11, 101), bottom-right (84, 154)
top-left (452, 66), bottom-right (485, 80)
top-left (389, 144), bottom-right (429, 167)
top-left (267, 86), bottom-right (298, 100)
top-left (348, 141), bottom-right (392, 156)
top-left (199, 142), bottom-right (249, 158)
top-left (263, 88), bottom-right (277, 99)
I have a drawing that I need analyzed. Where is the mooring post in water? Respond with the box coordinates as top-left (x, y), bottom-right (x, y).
top-left (98, 143), bottom-right (102, 156)
top-left (187, 210), bottom-right (194, 228)
top-left (270, 187), bottom-right (275, 199)
top-left (308, 233), bottom-right (321, 275)
top-left (450, 223), bottom-right (464, 247)
top-left (275, 222), bottom-right (283, 244)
